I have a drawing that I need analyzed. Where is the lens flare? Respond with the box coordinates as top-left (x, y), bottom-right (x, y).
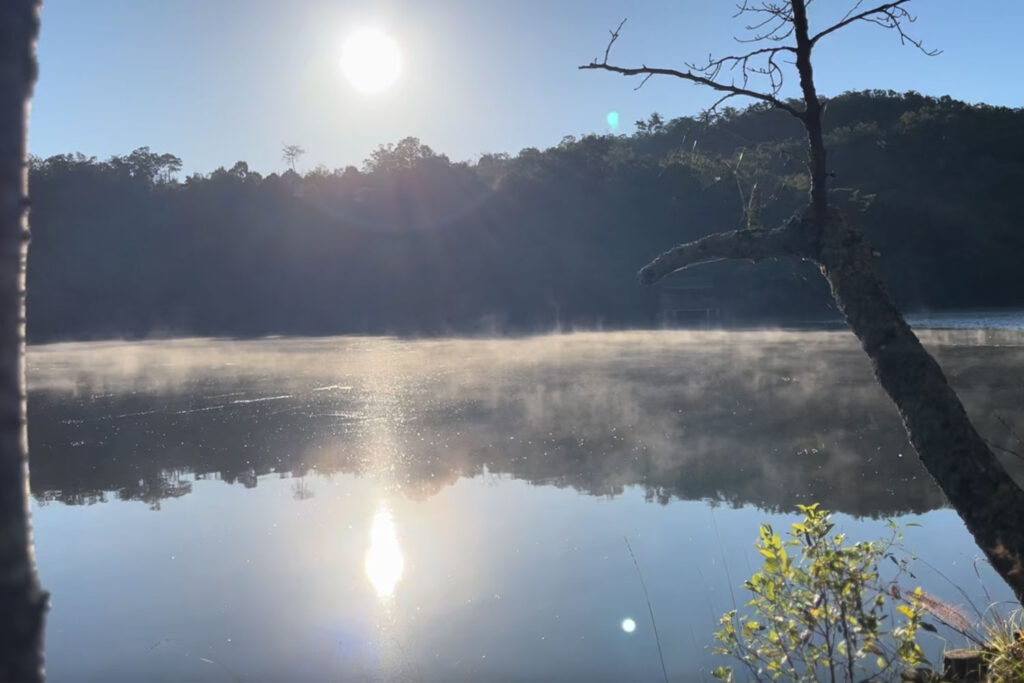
top-left (606, 111), bottom-right (620, 131)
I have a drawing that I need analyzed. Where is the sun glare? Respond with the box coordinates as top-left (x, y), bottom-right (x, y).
top-left (365, 501), bottom-right (405, 599)
top-left (340, 28), bottom-right (401, 93)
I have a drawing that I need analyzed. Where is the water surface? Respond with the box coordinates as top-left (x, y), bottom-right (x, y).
top-left (29, 330), bottom-right (1024, 681)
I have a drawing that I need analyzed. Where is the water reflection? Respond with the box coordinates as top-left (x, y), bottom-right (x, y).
top-left (25, 331), bottom-right (1023, 682)
top-left (26, 331), bottom-right (1024, 517)
top-left (365, 501), bottom-right (405, 599)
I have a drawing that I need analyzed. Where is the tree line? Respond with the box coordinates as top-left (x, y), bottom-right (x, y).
top-left (25, 90), bottom-right (1024, 342)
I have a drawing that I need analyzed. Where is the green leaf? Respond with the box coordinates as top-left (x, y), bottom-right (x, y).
top-left (711, 505), bottom-right (933, 681)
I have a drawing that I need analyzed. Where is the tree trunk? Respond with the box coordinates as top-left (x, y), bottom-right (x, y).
top-left (815, 209), bottom-right (1024, 602)
top-left (788, 0), bottom-right (1024, 602)
top-left (640, 208), bottom-right (1024, 603)
top-left (590, 0), bottom-right (1024, 605)
top-left (0, 1), bottom-right (47, 681)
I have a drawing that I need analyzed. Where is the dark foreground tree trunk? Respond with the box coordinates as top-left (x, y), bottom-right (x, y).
top-left (817, 211), bottom-right (1024, 600)
top-left (587, 0), bottom-right (1024, 602)
top-left (0, 1), bottom-right (47, 680)
top-left (639, 208), bottom-right (1024, 604)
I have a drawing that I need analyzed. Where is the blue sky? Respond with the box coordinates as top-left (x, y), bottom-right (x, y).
top-left (30, 0), bottom-right (1024, 175)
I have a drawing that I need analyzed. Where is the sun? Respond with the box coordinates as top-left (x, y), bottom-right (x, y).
top-left (340, 28), bottom-right (401, 94)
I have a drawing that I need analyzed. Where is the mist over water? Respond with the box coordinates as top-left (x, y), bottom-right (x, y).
top-left (27, 330), bottom-right (1024, 681)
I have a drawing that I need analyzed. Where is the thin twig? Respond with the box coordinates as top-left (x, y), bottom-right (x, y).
top-left (812, 0), bottom-right (910, 42)
top-left (996, 414), bottom-right (1024, 446)
top-left (710, 507), bottom-right (738, 611)
top-left (624, 537), bottom-right (669, 683)
top-left (634, 73), bottom-right (654, 91)
top-left (971, 557), bottom-right (1002, 623)
top-left (810, 0), bottom-right (940, 55)
top-left (985, 439), bottom-right (1024, 462)
top-left (603, 18), bottom-right (627, 64)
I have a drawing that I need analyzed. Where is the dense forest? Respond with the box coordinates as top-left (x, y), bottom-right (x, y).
top-left (26, 90), bottom-right (1024, 342)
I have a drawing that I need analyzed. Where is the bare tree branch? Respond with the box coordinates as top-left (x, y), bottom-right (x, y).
top-left (582, 1), bottom-right (938, 128)
top-left (812, 0), bottom-right (908, 41)
top-left (686, 44), bottom-right (796, 96)
top-left (600, 18), bottom-right (627, 64)
top-left (580, 12), bottom-right (808, 119)
top-left (810, 0), bottom-right (940, 55)
top-left (584, 0), bottom-right (1024, 606)
top-left (706, 92), bottom-right (742, 115)
top-left (732, 1), bottom-right (795, 42)
top-left (637, 221), bottom-right (809, 285)
top-left (580, 60), bottom-right (803, 118)
top-left (634, 72), bottom-right (654, 92)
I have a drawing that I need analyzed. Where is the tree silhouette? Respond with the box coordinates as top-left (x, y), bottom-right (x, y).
top-left (0, 1), bottom-right (47, 680)
top-left (582, 0), bottom-right (1024, 602)
top-left (362, 136), bottom-right (445, 173)
top-left (281, 144), bottom-right (305, 172)
top-left (22, 95), bottom-right (1024, 342)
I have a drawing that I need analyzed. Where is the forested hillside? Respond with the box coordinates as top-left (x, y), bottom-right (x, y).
top-left (26, 91), bottom-right (1024, 341)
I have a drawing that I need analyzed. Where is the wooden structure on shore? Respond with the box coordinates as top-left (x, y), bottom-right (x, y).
top-left (657, 274), bottom-right (720, 327)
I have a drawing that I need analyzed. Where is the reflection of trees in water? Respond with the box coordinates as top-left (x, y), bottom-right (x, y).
top-left (290, 477), bottom-right (314, 501)
top-left (26, 333), bottom-right (1024, 517)
top-left (35, 470), bottom-right (192, 511)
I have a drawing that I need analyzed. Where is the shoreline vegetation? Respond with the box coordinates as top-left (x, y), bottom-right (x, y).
top-left (714, 506), bottom-right (1023, 682)
top-left (26, 91), bottom-right (1024, 343)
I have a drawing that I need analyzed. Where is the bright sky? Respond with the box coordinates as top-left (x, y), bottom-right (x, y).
top-left (30, 0), bottom-right (1024, 175)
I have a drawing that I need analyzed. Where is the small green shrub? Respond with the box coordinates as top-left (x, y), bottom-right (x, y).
top-left (711, 504), bottom-right (931, 682)
top-left (982, 608), bottom-right (1024, 681)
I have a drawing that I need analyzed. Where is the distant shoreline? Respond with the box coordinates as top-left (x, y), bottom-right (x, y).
top-left (24, 309), bottom-right (1024, 348)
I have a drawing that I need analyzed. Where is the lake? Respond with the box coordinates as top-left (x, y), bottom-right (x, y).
top-left (27, 329), bottom-right (1024, 682)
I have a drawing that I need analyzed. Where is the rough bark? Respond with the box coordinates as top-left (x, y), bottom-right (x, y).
top-left (0, 1), bottom-right (47, 680)
top-left (638, 208), bottom-right (1024, 604)
top-left (816, 210), bottom-right (1024, 602)
top-left (608, 0), bottom-right (1024, 602)
top-left (790, 0), bottom-right (828, 219)
top-left (637, 221), bottom-right (809, 285)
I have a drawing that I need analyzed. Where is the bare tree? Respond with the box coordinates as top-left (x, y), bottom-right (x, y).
top-left (281, 144), bottom-right (305, 173)
top-left (0, 0), bottom-right (48, 680)
top-left (582, 1), bottom-right (1024, 603)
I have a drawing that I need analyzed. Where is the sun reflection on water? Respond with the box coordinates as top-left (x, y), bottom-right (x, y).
top-left (365, 501), bottom-right (405, 599)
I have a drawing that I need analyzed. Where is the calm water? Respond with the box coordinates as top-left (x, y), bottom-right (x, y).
top-left (27, 330), bottom-right (1024, 682)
